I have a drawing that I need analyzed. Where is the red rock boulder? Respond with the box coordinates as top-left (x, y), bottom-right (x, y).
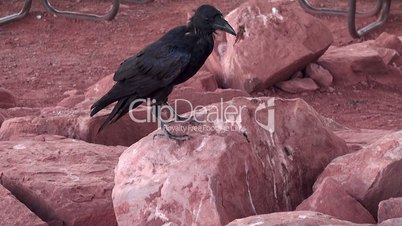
top-left (378, 197), bottom-right (402, 223)
top-left (334, 129), bottom-right (393, 152)
top-left (112, 97), bottom-right (348, 225)
top-left (0, 107), bottom-right (86, 141)
top-left (380, 218), bottom-right (402, 225)
top-left (296, 178), bottom-right (376, 224)
top-left (226, 211), bottom-right (367, 226)
top-left (276, 77), bottom-right (319, 93)
top-left (373, 32), bottom-right (402, 55)
top-left (0, 107), bottom-right (41, 130)
top-left (0, 185), bottom-right (47, 226)
top-left (205, 0), bottom-right (333, 93)
top-left (305, 63), bottom-right (333, 87)
top-left (318, 42), bottom-right (402, 87)
top-left (314, 131), bottom-right (402, 218)
top-left (81, 108), bottom-right (157, 146)
top-left (0, 135), bottom-right (125, 225)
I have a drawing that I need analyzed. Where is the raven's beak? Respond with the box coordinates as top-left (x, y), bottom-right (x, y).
top-left (213, 16), bottom-right (236, 36)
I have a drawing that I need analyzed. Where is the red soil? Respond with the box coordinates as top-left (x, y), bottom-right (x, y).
top-left (1, 0), bottom-right (402, 130)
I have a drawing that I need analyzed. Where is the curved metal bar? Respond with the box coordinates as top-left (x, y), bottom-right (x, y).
top-left (298, 0), bottom-right (382, 17)
top-left (41, 0), bottom-right (120, 21)
top-left (348, 0), bottom-right (391, 38)
top-left (0, 0), bottom-right (32, 25)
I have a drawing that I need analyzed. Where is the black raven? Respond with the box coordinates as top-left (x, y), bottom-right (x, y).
top-left (90, 4), bottom-right (236, 140)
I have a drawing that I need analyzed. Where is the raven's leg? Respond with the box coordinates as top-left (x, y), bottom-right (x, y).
top-left (150, 86), bottom-right (195, 123)
top-left (164, 102), bottom-right (198, 123)
top-left (160, 121), bottom-right (191, 141)
top-left (152, 104), bottom-right (190, 141)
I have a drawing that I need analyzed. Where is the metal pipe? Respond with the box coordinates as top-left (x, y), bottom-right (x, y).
top-left (0, 0), bottom-right (32, 25)
top-left (298, 0), bottom-right (382, 17)
top-left (298, 0), bottom-right (392, 38)
top-left (41, 0), bottom-right (120, 21)
top-left (348, 0), bottom-right (391, 38)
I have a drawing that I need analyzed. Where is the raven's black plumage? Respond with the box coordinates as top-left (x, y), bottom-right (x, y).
top-left (90, 5), bottom-right (236, 133)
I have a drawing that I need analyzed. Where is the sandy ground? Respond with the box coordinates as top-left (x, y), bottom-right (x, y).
top-left (1, 0), bottom-right (402, 130)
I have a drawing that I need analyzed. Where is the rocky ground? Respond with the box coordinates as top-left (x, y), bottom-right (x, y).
top-left (1, 0), bottom-right (402, 225)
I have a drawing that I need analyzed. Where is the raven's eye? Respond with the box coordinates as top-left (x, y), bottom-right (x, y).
top-left (213, 14), bottom-right (222, 21)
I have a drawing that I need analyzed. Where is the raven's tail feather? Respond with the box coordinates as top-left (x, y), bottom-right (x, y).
top-left (90, 83), bottom-right (128, 117)
top-left (97, 96), bottom-right (143, 133)
top-left (90, 94), bottom-right (117, 117)
top-left (96, 97), bottom-right (128, 132)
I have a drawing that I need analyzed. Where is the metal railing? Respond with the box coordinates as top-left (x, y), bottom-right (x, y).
top-left (298, 0), bottom-right (392, 38)
top-left (0, 0), bottom-right (120, 26)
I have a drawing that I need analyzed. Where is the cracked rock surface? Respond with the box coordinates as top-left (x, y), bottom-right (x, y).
top-left (0, 135), bottom-right (125, 226)
top-left (112, 97), bottom-right (348, 225)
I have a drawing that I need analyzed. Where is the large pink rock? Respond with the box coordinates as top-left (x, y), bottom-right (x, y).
top-left (0, 185), bottom-right (47, 226)
top-left (378, 197), bottom-right (402, 223)
top-left (380, 217), bottom-right (402, 225)
top-left (0, 107), bottom-right (39, 119)
top-left (0, 135), bottom-right (125, 225)
top-left (0, 107), bottom-right (41, 131)
top-left (82, 108), bottom-right (157, 146)
top-left (373, 32), bottom-right (402, 55)
top-left (0, 87), bottom-right (17, 109)
top-left (334, 129), bottom-right (393, 152)
top-left (305, 63), bottom-right (333, 87)
top-left (112, 97), bottom-right (348, 225)
top-left (314, 131), bottom-right (402, 218)
top-left (375, 47), bottom-right (401, 66)
top-left (0, 106), bottom-right (87, 141)
top-left (318, 42), bottom-right (402, 87)
top-left (226, 211), bottom-right (368, 226)
top-left (205, 0), bottom-right (333, 93)
top-left (276, 77), bottom-right (319, 93)
top-left (296, 178), bottom-right (376, 224)
top-left (0, 109), bottom-right (156, 147)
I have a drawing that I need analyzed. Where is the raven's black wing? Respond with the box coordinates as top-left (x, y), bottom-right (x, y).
top-left (113, 42), bottom-right (191, 96)
top-left (90, 34), bottom-right (192, 117)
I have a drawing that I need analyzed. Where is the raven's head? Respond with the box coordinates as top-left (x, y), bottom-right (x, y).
top-left (190, 5), bottom-right (236, 36)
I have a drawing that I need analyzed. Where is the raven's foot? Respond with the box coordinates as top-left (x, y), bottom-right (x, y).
top-left (153, 125), bottom-right (191, 141)
top-left (164, 114), bottom-right (200, 125)
top-left (163, 102), bottom-right (200, 124)
top-left (163, 125), bottom-right (191, 141)
top-left (176, 114), bottom-right (197, 122)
